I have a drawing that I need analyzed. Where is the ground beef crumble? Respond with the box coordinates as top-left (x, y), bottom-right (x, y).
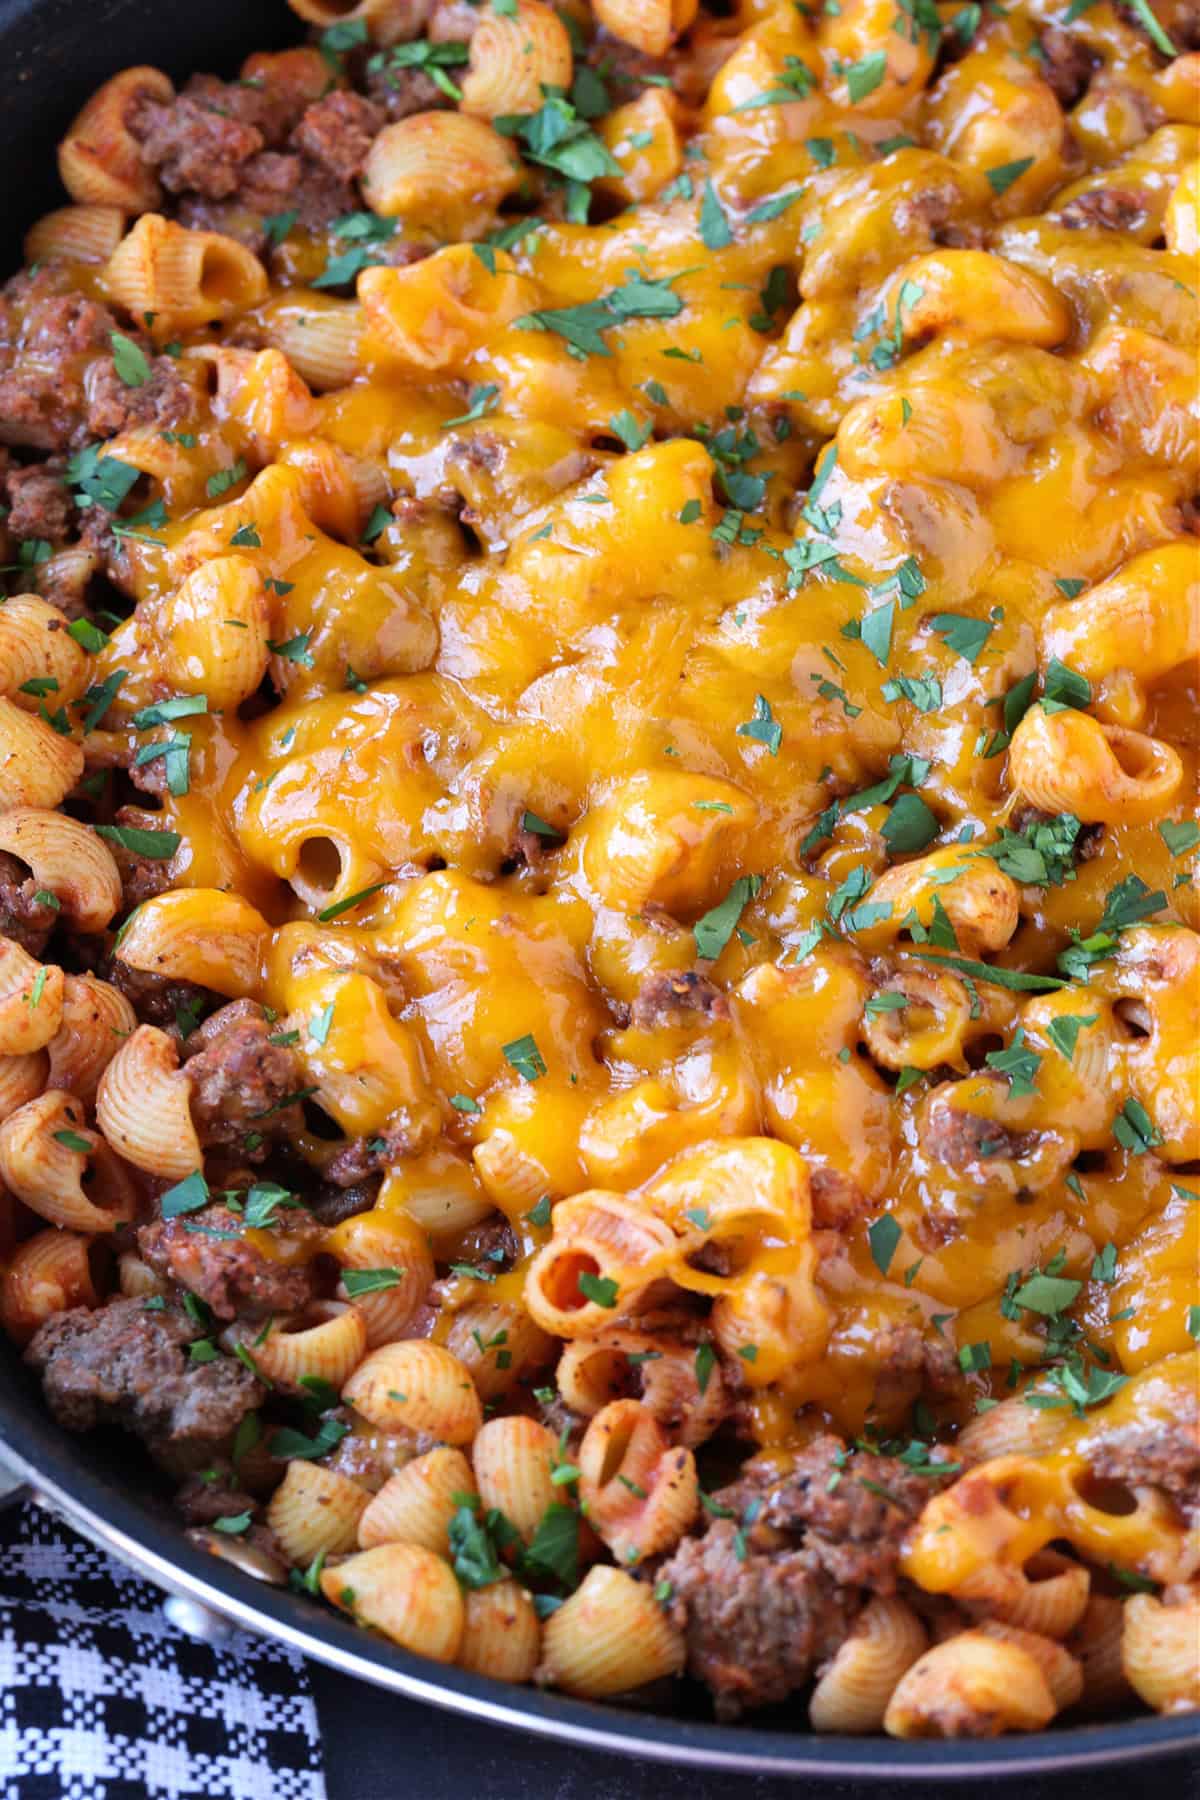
top-left (138, 1203), bottom-right (322, 1322)
top-left (26, 1298), bottom-right (262, 1472)
top-left (181, 999), bottom-right (308, 1156)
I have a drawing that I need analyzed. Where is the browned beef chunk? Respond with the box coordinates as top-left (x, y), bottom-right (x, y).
top-left (84, 354), bottom-right (192, 439)
top-left (174, 1470), bottom-right (260, 1526)
top-left (809, 1166), bottom-right (871, 1231)
top-left (0, 850), bottom-right (59, 954)
top-left (129, 91), bottom-right (263, 198)
top-left (0, 283), bottom-right (120, 451)
top-left (310, 1179), bottom-right (381, 1228)
top-left (1058, 187), bottom-right (1148, 231)
top-left (1085, 1401), bottom-right (1200, 1525)
top-left (25, 1297), bottom-right (261, 1470)
top-left (3, 461), bottom-right (73, 543)
top-left (290, 91), bottom-right (383, 181)
top-left (660, 1523), bottom-right (856, 1718)
top-left (324, 1109), bottom-right (436, 1185)
top-left (455, 1212), bottom-right (519, 1273)
top-left (1038, 26), bottom-right (1096, 106)
top-left (182, 999), bottom-right (307, 1156)
top-left (106, 959), bottom-right (213, 1031)
top-left (138, 1203), bottom-right (321, 1322)
top-left (104, 806), bottom-right (177, 910)
top-left (177, 151), bottom-right (356, 241)
top-left (891, 182), bottom-right (983, 249)
top-left (868, 1323), bottom-right (964, 1423)
top-left (921, 1094), bottom-right (1022, 1170)
top-left (630, 970), bottom-right (729, 1031)
top-left (732, 1433), bottom-right (956, 1593)
top-left (366, 61), bottom-right (453, 121)
top-left (182, 70), bottom-right (310, 147)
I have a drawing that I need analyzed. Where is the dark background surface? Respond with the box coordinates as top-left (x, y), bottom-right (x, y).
top-left (309, 1659), bottom-right (1198, 1798)
top-left (0, 1), bottom-right (1198, 1796)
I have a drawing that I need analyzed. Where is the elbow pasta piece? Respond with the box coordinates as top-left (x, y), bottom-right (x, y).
top-left (591, 0), bottom-right (697, 56)
top-left (440, 1299), bottom-right (556, 1400)
top-left (360, 116), bottom-right (521, 231)
top-left (1007, 706), bottom-right (1183, 825)
top-left (0, 1227), bottom-right (99, 1347)
top-left (24, 204), bottom-right (126, 267)
top-left (256, 299), bottom-right (364, 392)
top-left (0, 1090), bottom-right (136, 1232)
top-left (470, 1416), bottom-right (558, 1542)
top-left (872, 252), bottom-right (1070, 350)
top-left (460, 1), bottom-right (573, 118)
top-left (357, 1446), bottom-right (477, 1553)
top-left (555, 1327), bottom-right (729, 1448)
top-left (57, 66), bottom-right (173, 211)
top-left (359, 243), bottom-right (529, 372)
top-left (285, 0), bottom-right (424, 42)
top-left (266, 1460), bottom-right (371, 1565)
top-left (114, 889), bottom-right (270, 999)
top-left (809, 1597), bottom-right (928, 1734)
top-left (576, 1400), bottom-right (699, 1562)
top-left (277, 439), bottom-right (387, 544)
top-left (581, 771), bottom-right (756, 916)
top-left (327, 1208), bottom-right (435, 1347)
top-left (860, 962), bottom-right (974, 1072)
top-left (974, 1622), bottom-right (1084, 1713)
top-left (458, 1581), bottom-right (542, 1684)
top-left (0, 941), bottom-right (64, 1056)
top-left (523, 1191), bottom-right (679, 1337)
top-left (596, 90), bottom-right (684, 207)
top-left (248, 1303), bottom-right (369, 1393)
top-left (341, 1340), bottom-right (484, 1443)
top-left (0, 700), bottom-right (85, 812)
top-left (95, 1024), bottom-right (202, 1180)
top-left (1069, 1596), bottom-right (1135, 1713)
top-left (1121, 1590), bottom-right (1200, 1714)
top-left (1041, 542), bottom-right (1200, 689)
top-left (0, 811), bottom-right (121, 932)
top-left (0, 597), bottom-right (89, 709)
top-left (538, 1566), bottom-right (685, 1697)
top-left (883, 1631), bottom-right (1059, 1738)
top-left (102, 214), bottom-right (268, 330)
top-left (853, 848), bottom-right (1020, 959)
top-left (0, 1055), bottom-right (47, 1125)
top-left (45, 975), bottom-right (137, 1106)
top-left (957, 1551), bottom-right (1091, 1639)
top-left (157, 557), bottom-right (272, 708)
top-left (321, 1542), bottom-right (465, 1662)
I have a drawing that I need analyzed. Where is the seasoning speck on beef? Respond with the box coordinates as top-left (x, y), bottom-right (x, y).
top-left (85, 353), bottom-right (192, 439)
top-left (290, 91), bottom-right (383, 182)
top-left (740, 1433), bottom-right (957, 1593)
top-left (631, 970), bottom-right (730, 1031)
top-left (1057, 187), bottom-right (1148, 232)
top-left (4, 460), bottom-right (74, 543)
top-left (130, 92), bottom-right (264, 198)
top-left (660, 1523), bottom-right (856, 1718)
top-left (182, 998), bottom-right (307, 1156)
top-left (138, 1202), bottom-right (321, 1321)
top-left (25, 1297), bottom-right (262, 1471)
top-left (0, 851), bottom-right (60, 955)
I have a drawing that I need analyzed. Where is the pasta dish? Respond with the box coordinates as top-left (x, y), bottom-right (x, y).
top-left (0, 0), bottom-right (1197, 1736)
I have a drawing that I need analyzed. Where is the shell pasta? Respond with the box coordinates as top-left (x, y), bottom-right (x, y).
top-left (0, 0), bottom-right (1196, 1739)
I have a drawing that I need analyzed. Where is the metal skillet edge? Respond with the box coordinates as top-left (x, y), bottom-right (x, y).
top-left (1, 1362), bottom-right (1197, 1779)
top-left (0, 0), bottom-right (1196, 1776)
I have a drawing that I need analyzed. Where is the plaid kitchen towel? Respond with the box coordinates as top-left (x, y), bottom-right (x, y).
top-left (0, 1501), bottom-right (325, 1800)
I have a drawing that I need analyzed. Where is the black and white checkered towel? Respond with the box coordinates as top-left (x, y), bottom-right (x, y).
top-left (0, 1502), bottom-right (325, 1800)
